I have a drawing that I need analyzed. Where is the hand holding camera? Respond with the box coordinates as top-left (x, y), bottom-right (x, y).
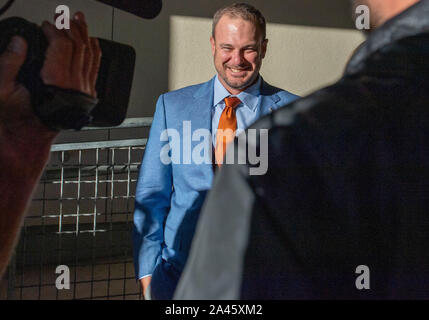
top-left (0, 12), bottom-right (100, 156)
top-left (41, 12), bottom-right (101, 99)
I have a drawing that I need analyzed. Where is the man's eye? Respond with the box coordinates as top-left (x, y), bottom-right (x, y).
top-left (221, 47), bottom-right (233, 51)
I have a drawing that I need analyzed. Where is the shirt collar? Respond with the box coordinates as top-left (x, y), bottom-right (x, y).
top-left (213, 75), bottom-right (262, 112)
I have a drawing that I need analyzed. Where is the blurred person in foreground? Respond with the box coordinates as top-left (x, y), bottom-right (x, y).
top-left (0, 12), bottom-right (101, 278)
top-left (175, 0), bottom-right (429, 299)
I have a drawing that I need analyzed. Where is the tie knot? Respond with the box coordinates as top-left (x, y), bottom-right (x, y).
top-left (224, 96), bottom-right (241, 109)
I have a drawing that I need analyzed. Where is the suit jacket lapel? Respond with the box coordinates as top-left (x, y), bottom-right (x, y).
top-left (191, 77), bottom-right (215, 132)
top-left (259, 78), bottom-right (281, 114)
top-left (189, 77), bottom-right (215, 174)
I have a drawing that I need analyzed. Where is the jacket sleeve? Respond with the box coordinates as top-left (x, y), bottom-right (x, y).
top-left (133, 94), bottom-right (172, 280)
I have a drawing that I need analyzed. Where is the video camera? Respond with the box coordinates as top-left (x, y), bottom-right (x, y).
top-left (0, 16), bottom-right (135, 131)
top-left (0, 0), bottom-right (163, 131)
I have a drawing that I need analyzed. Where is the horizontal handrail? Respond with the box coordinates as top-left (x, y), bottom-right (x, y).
top-left (50, 117), bottom-right (153, 152)
top-left (50, 138), bottom-right (147, 152)
top-left (80, 117), bottom-right (153, 131)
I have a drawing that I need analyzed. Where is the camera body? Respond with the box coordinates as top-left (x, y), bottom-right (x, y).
top-left (0, 17), bottom-right (136, 130)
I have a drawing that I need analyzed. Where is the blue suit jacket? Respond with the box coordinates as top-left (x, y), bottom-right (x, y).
top-left (133, 76), bottom-right (299, 282)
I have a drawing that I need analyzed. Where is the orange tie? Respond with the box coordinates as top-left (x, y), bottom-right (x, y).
top-left (215, 97), bottom-right (241, 166)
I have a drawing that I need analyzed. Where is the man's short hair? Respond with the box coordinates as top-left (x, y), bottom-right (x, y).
top-left (212, 3), bottom-right (267, 40)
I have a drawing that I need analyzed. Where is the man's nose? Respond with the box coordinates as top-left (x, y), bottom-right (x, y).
top-left (230, 49), bottom-right (245, 66)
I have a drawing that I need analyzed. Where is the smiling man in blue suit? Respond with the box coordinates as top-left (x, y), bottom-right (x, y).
top-left (133, 3), bottom-right (299, 300)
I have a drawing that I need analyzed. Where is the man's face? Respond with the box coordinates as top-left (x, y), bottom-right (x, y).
top-left (210, 15), bottom-right (267, 94)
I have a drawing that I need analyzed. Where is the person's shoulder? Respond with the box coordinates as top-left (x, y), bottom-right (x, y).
top-left (251, 77), bottom-right (372, 132)
top-left (162, 78), bottom-right (214, 100)
top-left (261, 80), bottom-right (300, 102)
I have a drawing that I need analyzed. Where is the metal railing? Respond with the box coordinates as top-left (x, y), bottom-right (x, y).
top-left (0, 118), bottom-right (152, 300)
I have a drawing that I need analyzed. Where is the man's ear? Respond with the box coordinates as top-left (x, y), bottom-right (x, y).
top-left (261, 38), bottom-right (268, 59)
top-left (210, 36), bottom-right (216, 56)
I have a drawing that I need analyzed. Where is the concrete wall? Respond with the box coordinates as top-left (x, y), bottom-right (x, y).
top-left (4, 0), bottom-right (364, 138)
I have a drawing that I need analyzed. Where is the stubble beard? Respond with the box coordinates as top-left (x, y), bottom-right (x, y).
top-left (219, 64), bottom-right (260, 91)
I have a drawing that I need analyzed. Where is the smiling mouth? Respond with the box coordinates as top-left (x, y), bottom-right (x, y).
top-left (228, 67), bottom-right (249, 74)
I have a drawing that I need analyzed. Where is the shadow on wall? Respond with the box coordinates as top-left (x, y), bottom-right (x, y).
top-left (163, 0), bottom-right (355, 29)
top-left (114, 0), bottom-right (358, 118)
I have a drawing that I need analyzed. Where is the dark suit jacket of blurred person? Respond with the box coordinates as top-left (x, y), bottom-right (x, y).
top-left (175, 0), bottom-right (429, 299)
